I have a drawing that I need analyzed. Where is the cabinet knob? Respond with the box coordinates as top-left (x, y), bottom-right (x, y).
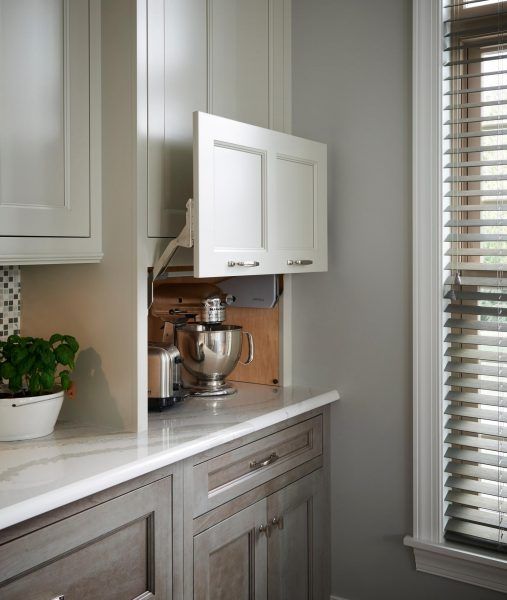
top-left (287, 259), bottom-right (313, 266)
top-left (270, 515), bottom-right (284, 530)
top-left (259, 523), bottom-right (271, 538)
top-left (228, 261), bottom-right (260, 267)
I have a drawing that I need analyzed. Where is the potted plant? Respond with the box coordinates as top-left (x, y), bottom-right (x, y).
top-left (0, 334), bottom-right (79, 441)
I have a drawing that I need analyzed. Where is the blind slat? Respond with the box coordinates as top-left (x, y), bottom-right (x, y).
top-left (446, 417), bottom-right (507, 438)
top-left (445, 318), bottom-right (507, 332)
top-left (445, 333), bottom-right (507, 346)
top-left (446, 403), bottom-right (507, 422)
top-left (446, 476), bottom-right (507, 497)
top-left (446, 446), bottom-right (507, 467)
top-left (445, 203), bottom-right (507, 211)
top-left (446, 376), bottom-right (507, 392)
top-left (446, 505), bottom-right (507, 529)
top-left (447, 490), bottom-right (507, 513)
top-left (445, 218), bottom-right (507, 226)
top-left (446, 432), bottom-right (507, 451)
top-left (446, 346), bottom-right (507, 363)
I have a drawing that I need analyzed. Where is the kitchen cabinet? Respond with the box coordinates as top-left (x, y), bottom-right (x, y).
top-left (0, 0), bottom-right (102, 265)
top-left (0, 405), bottom-right (330, 600)
top-left (188, 409), bottom-right (329, 599)
top-left (194, 499), bottom-right (268, 599)
top-left (0, 474), bottom-right (174, 599)
top-left (146, 0), bottom-right (292, 239)
top-left (193, 471), bottom-right (323, 600)
top-left (193, 111), bottom-right (327, 277)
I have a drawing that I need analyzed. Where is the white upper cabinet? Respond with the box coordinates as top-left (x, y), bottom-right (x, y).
top-left (193, 112), bottom-right (327, 277)
top-left (146, 0), bottom-right (291, 239)
top-left (0, 0), bottom-right (101, 265)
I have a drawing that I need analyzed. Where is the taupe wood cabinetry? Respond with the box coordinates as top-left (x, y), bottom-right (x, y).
top-left (194, 499), bottom-right (268, 599)
top-left (193, 471), bottom-right (323, 600)
top-left (188, 409), bottom-right (330, 600)
top-left (0, 407), bottom-right (330, 600)
top-left (0, 471), bottom-right (178, 600)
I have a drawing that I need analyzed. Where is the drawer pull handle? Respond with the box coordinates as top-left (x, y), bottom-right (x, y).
top-left (271, 515), bottom-right (284, 530)
top-left (228, 261), bottom-right (260, 267)
top-left (259, 523), bottom-right (271, 538)
top-left (250, 452), bottom-right (279, 470)
top-left (287, 259), bottom-right (313, 266)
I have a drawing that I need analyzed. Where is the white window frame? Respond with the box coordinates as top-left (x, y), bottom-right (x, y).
top-left (406, 0), bottom-right (507, 593)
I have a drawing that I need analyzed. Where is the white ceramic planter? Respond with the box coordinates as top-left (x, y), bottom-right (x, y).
top-left (0, 390), bottom-right (64, 441)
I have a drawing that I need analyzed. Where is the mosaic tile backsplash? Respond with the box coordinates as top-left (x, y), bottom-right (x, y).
top-left (0, 266), bottom-right (21, 340)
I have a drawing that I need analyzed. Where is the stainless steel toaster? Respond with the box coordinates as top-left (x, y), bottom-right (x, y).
top-left (148, 343), bottom-right (184, 410)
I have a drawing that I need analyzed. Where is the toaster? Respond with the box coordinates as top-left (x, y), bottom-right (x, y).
top-left (148, 343), bottom-right (184, 410)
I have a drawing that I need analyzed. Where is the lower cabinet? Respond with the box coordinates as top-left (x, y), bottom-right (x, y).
top-left (193, 470), bottom-right (323, 600)
top-left (0, 476), bottom-right (174, 600)
top-left (0, 408), bottom-right (329, 600)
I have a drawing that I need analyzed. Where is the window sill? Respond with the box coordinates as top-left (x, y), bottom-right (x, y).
top-left (404, 536), bottom-right (507, 593)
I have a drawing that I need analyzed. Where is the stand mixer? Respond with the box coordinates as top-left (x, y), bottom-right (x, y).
top-left (151, 290), bottom-right (254, 397)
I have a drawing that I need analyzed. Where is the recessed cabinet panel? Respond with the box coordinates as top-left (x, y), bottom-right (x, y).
top-left (147, 0), bottom-right (207, 238)
top-left (194, 499), bottom-right (268, 600)
top-left (210, 0), bottom-right (270, 128)
top-left (0, 477), bottom-right (173, 600)
top-left (0, 0), bottom-right (90, 237)
top-left (267, 470), bottom-right (324, 600)
top-left (194, 111), bottom-right (327, 277)
top-left (273, 157), bottom-right (315, 251)
top-left (213, 145), bottom-right (265, 251)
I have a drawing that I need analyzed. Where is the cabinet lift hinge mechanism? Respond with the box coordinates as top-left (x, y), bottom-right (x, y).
top-left (148, 198), bottom-right (194, 310)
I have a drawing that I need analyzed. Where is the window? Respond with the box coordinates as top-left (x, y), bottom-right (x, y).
top-left (408, 0), bottom-right (507, 592)
top-left (443, 0), bottom-right (507, 553)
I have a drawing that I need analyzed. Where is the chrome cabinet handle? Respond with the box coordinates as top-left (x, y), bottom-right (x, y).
top-left (271, 515), bottom-right (284, 530)
top-left (287, 259), bottom-right (313, 266)
top-left (259, 524), bottom-right (271, 538)
top-left (250, 452), bottom-right (279, 470)
top-left (228, 261), bottom-right (260, 267)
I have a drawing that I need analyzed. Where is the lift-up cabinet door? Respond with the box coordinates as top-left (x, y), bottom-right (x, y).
top-left (193, 112), bottom-right (327, 277)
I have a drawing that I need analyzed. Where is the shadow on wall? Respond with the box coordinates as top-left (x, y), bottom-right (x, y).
top-left (59, 348), bottom-right (122, 427)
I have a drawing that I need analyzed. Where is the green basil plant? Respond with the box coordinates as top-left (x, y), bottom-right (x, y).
top-left (0, 334), bottom-right (79, 396)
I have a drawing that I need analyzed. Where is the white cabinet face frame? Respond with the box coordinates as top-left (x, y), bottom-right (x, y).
top-left (193, 111), bottom-right (327, 278)
top-left (0, 0), bottom-right (102, 264)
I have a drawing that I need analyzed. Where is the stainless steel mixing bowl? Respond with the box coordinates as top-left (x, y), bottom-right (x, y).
top-left (175, 323), bottom-right (254, 390)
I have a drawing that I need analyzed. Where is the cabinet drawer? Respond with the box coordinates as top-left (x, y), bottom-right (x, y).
top-left (192, 415), bottom-right (322, 517)
top-left (0, 477), bottom-right (172, 600)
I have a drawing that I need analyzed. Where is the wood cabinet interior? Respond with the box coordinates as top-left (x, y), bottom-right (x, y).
top-left (149, 273), bottom-right (282, 386)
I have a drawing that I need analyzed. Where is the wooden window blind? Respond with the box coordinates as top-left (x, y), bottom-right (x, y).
top-left (444, 0), bottom-right (507, 552)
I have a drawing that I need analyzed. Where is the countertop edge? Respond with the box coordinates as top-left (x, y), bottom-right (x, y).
top-left (0, 389), bottom-right (339, 530)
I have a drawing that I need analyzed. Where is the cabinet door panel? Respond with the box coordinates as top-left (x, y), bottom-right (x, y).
top-left (0, 0), bottom-right (90, 237)
top-left (209, 0), bottom-right (270, 128)
top-left (267, 470), bottom-right (324, 600)
top-left (194, 499), bottom-right (267, 600)
top-left (0, 477), bottom-right (172, 600)
top-left (213, 144), bottom-right (265, 250)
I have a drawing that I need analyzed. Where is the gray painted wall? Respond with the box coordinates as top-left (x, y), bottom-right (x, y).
top-left (291, 1), bottom-right (503, 599)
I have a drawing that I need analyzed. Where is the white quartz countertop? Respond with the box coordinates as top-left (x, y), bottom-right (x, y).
top-left (0, 382), bottom-right (338, 530)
